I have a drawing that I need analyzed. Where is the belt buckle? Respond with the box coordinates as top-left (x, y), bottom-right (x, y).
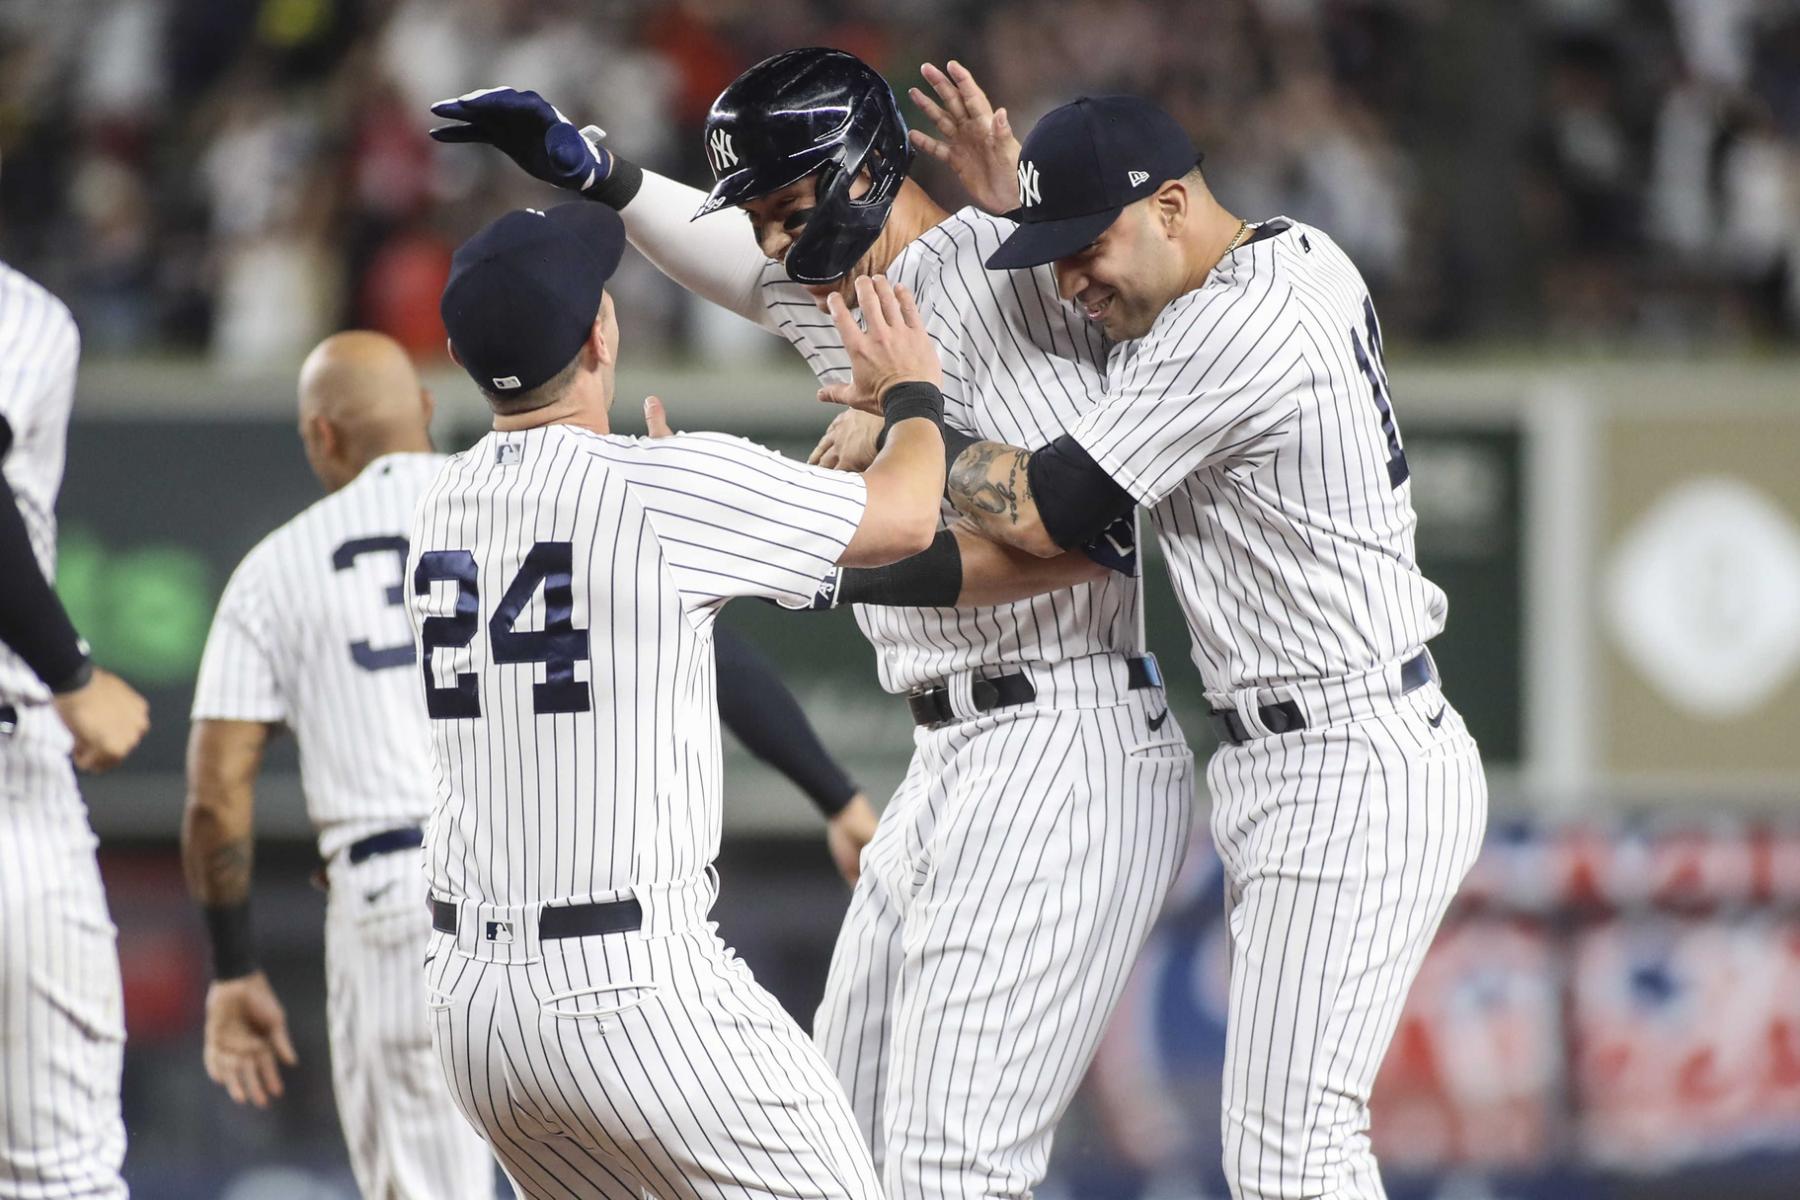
top-left (907, 684), bottom-right (954, 729)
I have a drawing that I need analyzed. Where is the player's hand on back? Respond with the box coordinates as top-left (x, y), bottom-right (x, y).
top-left (808, 409), bottom-right (883, 472)
top-left (908, 61), bottom-right (1022, 216)
top-left (643, 395), bottom-right (675, 438)
top-left (203, 971), bottom-right (299, 1109)
top-left (52, 667), bottom-right (149, 773)
top-left (821, 276), bottom-right (941, 416)
top-left (429, 87), bottom-right (615, 196)
top-left (826, 793), bottom-right (878, 885)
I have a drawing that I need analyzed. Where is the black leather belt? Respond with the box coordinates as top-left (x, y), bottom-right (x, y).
top-left (0, 704), bottom-right (17, 735)
top-left (1208, 650), bottom-right (1433, 746)
top-left (431, 896), bottom-right (643, 940)
top-left (347, 826), bottom-right (424, 864)
top-left (907, 654), bottom-right (1163, 728)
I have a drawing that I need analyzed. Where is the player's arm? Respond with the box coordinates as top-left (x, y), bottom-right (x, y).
top-left (713, 626), bottom-right (877, 885)
top-left (832, 278), bottom-right (947, 567)
top-left (0, 417), bottom-right (148, 768)
top-left (183, 717), bottom-right (299, 1109)
top-left (428, 89), bottom-right (774, 327)
top-left (946, 434), bottom-right (1135, 558)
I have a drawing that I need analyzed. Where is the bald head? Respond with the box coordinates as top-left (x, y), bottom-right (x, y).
top-left (297, 331), bottom-right (434, 492)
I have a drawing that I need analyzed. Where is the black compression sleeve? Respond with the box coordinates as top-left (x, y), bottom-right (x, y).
top-left (835, 527), bottom-right (963, 608)
top-left (1025, 434), bottom-right (1137, 550)
top-left (714, 625), bottom-right (859, 818)
top-left (0, 469), bottom-right (92, 693)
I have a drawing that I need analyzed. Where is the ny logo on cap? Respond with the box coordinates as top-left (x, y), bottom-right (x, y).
top-left (708, 129), bottom-right (738, 173)
top-left (1017, 160), bottom-right (1042, 209)
top-left (1128, 170), bottom-right (1149, 187)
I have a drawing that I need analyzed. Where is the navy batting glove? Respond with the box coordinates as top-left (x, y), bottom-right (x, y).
top-left (429, 87), bottom-right (615, 196)
top-left (1081, 512), bottom-right (1139, 576)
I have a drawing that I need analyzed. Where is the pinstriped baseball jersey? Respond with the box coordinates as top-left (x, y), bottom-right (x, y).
top-left (0, 262), bottom-right (81, 723)
top-left (191, 453), bottom-right (447, 861)
top-left (759, 207), bottom-right (1139, 692)
top-left (1067, 218), bottom-right (1448, 694)
top-left (405, 425), bottom-right (866, 908)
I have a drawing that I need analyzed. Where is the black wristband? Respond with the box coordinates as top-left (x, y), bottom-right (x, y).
top-left (49, 657), bottom-right (94, 695)
top-left (583, 156), bottom-right (644, 210)
top-left (0, 476), bottom-right (92, 690)
top-left (878, 381), bottom-right (945, 448)
top-left (836, 527), bottom-right (963, 608)
top-left (203, 902), bottom-right (259, 980)
top-left (942, 426), bottom-right (980, 483)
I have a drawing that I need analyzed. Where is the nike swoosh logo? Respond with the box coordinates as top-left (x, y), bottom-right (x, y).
top-left (363, 881), bottom-right (400, 905)
top-left (1148, 709), bottom-right (1169, 732)
top-left (1427, 706), bottom-right (1447, 729)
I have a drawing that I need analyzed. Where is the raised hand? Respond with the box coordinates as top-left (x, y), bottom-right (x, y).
top-left (643, 395), bottom-right (675, 438)
top-left (429, 87), bottom-right (613, 195)
top-left (822, 276), bottom-right (942, 415)
top-left (908, 61), bottom-right (1022, 216)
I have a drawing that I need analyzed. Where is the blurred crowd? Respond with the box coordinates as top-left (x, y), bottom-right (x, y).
top-left (0, 0), bottom-right (1796, 372)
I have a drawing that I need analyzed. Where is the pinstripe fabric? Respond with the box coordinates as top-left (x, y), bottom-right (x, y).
top-left (1068, 220), bottom-right (1446, 695)
top-left (191, 451), bottom-right (496, 1198)
top-left (424, 924), bottom-right (882, 1199)
top-left (746, 208), bottom-right (1195, 1196)
top-left (815, 685), bottom-right (1194, 1198)
top-left (1065, 219), bottom-right (1489, 1198)
top-left (1210, 684), bottom-right (1485, 1200)
top-left (0, 263), bottom-right (81, 726)
top-left (0, 766), bottom-right (126, 1200)
top-left (323, 849), bottom-right (498, 1199)
top-left (407, 424), bottom-right (878, 1194)
top-left (759, 208), bottom-right (1133, 695)
top-left (191, 453), bottom-right (449, 860)
top-left (0, 264), bottom-right (125, 1200)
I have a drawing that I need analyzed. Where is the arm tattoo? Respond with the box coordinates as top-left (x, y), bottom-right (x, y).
top-left (949, 442), bottom-right (1034, 530)
top-left (187, 835), bottom-right (253, 906)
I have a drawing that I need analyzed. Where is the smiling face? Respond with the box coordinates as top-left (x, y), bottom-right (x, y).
top-left (737, 170), bottom-right (876, 308)
top-left (1051, 193), bottom-right (1191, 342)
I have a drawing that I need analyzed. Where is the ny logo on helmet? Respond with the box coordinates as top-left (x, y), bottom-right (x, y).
top-left (708, 129), bottom-right (738, 173)
top-left (1017, 160), bottom-right (1042, 209)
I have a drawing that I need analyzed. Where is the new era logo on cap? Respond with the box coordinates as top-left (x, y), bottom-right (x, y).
top-left (1128, 170), bottom-right (1149, 186)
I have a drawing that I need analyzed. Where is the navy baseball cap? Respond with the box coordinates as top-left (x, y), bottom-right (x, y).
top-left (985, 96), bottom-right (1201, 270)
top-left (441, 202), bottom-right (627, 394)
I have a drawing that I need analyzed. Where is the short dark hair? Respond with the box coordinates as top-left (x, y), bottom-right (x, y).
top-left (480, 351), bottom-right (582, 415)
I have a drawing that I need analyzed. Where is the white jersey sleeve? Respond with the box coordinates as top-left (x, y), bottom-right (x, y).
top-left (191, 553), bottom-right (288, 724)
top-left (591, 432), bottom-right (867, 612)
top-left (1067, 276), bottom-right (1303, 506)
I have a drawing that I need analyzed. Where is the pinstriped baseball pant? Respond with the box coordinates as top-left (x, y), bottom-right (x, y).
top-left (1209, 679), bottom-right (1487, 1200)
top-left (814, 683), bottom-right (1196, 1199)
top-left (323, 848), bottom-right (495, 1199)
top-left (0, 725), bottom-right (126, 1200)
top-left (424, 905), bottom-right (882, 1199)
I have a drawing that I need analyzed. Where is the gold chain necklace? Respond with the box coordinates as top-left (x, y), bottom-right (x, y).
top-left (1222, 218), bottom-right (1251, 256)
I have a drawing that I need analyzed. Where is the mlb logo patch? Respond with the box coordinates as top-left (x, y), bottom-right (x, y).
top-left (492, 375), bottom-right (522, 390)
top-left (496, 442), bottom-right (523, 466)
top-left (485, 920), bottom-right (514, 943)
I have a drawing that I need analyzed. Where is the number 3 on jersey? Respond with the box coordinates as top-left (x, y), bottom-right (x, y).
top-left (1350, 295), bottom-right (1409, 488)
top-left (414, 540), bottom-right (591, 719)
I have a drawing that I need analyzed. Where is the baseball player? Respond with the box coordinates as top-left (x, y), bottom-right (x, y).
top-left (409, 201), bottom-right (952, 1198)
top-left (182, 330), bottom-right (497, 1198)
top-left (864, 87), bottom-right (1491, 1200)
top-left (429, 49), bottom-right (1196, 1199)
top-left (0, 260), bottom-right (150, 1199)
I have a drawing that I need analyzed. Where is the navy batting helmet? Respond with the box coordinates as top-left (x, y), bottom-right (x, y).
top-left (693, 48), bottom-right (913, 285)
